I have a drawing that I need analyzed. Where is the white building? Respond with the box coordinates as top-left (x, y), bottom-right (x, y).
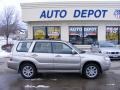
top-left (21, 1), bottom-right (120, 49)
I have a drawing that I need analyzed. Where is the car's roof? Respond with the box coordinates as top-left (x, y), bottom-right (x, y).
top-left (17, 40), bottom-right (67, 43)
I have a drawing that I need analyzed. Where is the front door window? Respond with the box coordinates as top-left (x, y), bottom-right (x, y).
top-left (52, 42), bottom-right (72, 54)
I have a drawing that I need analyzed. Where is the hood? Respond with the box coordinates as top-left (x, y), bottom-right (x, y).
top-left (99, 47), bottom-right (120, 52)
top-left (80, 52), bottom-right (105, 60)
top-left (85, 52), bottom-right (105, 56)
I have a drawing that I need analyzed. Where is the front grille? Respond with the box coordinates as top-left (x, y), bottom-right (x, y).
top-left (111, 52), bottom-right (119, 54)
top-left (109, 56), bottom-right (120, 60)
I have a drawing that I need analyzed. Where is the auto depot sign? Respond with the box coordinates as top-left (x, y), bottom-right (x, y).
top-left (40, 9), bottom-right (108, 19)
top-left (38, 8), bottom-right (120, 21)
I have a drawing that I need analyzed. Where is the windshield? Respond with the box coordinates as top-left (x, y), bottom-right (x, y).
top-left (99, 41), bottom-right (115, 47)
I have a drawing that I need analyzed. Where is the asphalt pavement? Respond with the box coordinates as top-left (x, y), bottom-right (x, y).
top-left (0, 58), bottom-right (120, 90)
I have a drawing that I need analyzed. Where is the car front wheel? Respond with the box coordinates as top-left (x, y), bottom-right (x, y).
top-left (82, 63), bottom-right (100, 79)
top-left (20, 63), bottom-right (37, 79)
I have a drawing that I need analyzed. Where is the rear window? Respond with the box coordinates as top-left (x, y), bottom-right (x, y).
top-left (16, 42), bottom-right (32, 52)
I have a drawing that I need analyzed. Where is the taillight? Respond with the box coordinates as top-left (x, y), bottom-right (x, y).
top-left (10, 58), bottom-right (12, 61)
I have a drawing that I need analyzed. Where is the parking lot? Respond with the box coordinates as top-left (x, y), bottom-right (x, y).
top-left (0, 58), bottom-right (120, 90)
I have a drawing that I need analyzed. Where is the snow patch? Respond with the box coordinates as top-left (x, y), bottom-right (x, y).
top-left (25, 85), bottom-right (50, 89)
top-left (25, 85), bottom-right (36, 88)
top-left (50, 79), bottom-right (57, 81)
top-left (25, 78), bottom-right (43, 81)
top-left (106, 83), bottom-right (116, 86)
top-left (37, 85), bottom-right (50, 88)
top-left (31, 78), bottom-right (43, 81)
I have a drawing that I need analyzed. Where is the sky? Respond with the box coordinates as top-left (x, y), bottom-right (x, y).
top-left (0, 0), bottom-right (20, 9)
top-left (0, 0), bottom-right (119, 12)
top-left (0, 0), bottom-right (117, 18)
top-left (20, 0), bottom-right (120, 3)
top-left (0, 0), bottom-right (21, 17)
top-left (0, 0), bottom-right (25, 30)
top-left (0, 0), bottom-right (119, 11)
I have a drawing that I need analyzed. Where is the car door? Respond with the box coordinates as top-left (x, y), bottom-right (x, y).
top-left (52, 42), bottom-right (81, 70)
top-left (31, 42), bottom-right (53, 70)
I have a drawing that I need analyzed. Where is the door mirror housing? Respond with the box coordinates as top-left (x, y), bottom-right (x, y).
top-left (72, 50), bottom-right (77, 54)
top-left (91, 42), bottom-right (99, 48)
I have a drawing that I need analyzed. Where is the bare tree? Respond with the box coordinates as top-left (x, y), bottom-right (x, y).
top-left (0, 7), bottom-right (22, 44)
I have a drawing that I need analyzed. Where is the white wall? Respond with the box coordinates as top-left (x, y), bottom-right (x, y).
top-left (21, 2), bottom-right (120, 22)
top-left (27, 22), bottom-right (33, 39)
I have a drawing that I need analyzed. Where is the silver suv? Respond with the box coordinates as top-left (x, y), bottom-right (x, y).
top-left (7, 40), bottom-right (111, 79)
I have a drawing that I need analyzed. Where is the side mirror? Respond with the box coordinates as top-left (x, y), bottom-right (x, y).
top-left (72, 50), bottom-right (77, 55)
top-left (91, 44), bottom-right (99, 48)
top-left (80, 50), bottom-right (86, 53)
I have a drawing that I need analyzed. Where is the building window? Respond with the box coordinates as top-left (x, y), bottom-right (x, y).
top-left (106, 26), bottom-right (120, 44)
top-left (33, 26), bottom-right (61, 40)
top-left (69, 26), bottom-right (98, 45)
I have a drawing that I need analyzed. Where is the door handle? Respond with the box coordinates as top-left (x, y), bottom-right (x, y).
top-left (55, 55), bottom-right (62, 57)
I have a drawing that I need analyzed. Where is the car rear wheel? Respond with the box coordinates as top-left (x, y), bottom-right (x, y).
top-left (82, 63), bottom-right (100, 79)
top-left (20, 63), bottom-right (37, 79)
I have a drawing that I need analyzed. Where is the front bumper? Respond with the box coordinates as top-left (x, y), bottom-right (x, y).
top-left (102, 60), bottom-right (111, 71)
top-left (109, 56), bottom-right (120, 60)
top-left (105, 54), bottom-right (120, 60)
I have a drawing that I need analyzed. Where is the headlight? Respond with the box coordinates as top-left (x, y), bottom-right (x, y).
top-left (102, 51), bottom-right (110, 54)
top-left (105, 52), bottom-right (108, 54)
top-left (102, 51), bottom-right (107, 54)
top-left (104, 56), bottom-right (111, 65)
top-left (106, 52), bottom-right (111, 54)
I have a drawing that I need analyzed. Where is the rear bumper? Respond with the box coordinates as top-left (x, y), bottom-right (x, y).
top-left (7, 61), bottom-right (19, 71)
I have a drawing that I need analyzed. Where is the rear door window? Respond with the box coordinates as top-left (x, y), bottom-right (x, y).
top-left (32, 42), bottom-right (52, 53)
top-left (17, 42), bottom-right (32, 52)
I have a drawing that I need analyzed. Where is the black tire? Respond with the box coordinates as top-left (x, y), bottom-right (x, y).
top-left (82, 63), bottom-right (100, 79)
top-left (20, 63), bottom-right (37, 79)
